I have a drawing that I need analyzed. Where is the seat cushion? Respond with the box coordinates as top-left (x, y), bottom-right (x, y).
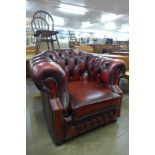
top-left (68, 81), bottom-right (121, 120)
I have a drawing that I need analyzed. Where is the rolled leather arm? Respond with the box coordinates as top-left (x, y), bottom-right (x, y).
top-left (99, 58), bottom-right (126, 86)
top-left (29, 54), bottom-right (69, 116)
top-left (97, 57), bottom-right (126, 117)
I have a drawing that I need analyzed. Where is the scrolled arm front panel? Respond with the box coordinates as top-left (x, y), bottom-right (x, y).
top-left (99, 58), bottom-right (126, 86)
top-left (49, 98), bottom-right (64, 145)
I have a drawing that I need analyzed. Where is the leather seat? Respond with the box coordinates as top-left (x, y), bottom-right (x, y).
top-left (68, 81), bottom-right (120, 120)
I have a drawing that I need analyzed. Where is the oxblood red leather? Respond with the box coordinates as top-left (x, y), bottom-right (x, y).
top-left (29, 48), bottom-right (126, 145)
top-left (68, 81), bottom-right (120, 120)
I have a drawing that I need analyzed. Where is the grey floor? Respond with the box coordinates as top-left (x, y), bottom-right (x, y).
top-left (26, 79), bottom-right (129, 155)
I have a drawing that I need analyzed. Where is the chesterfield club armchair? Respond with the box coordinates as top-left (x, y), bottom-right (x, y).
top-left (29, 49), bottom-right (126, 145)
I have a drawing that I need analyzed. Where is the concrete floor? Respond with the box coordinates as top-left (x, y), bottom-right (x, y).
top-left (26, 79), bottom-right (129, 155)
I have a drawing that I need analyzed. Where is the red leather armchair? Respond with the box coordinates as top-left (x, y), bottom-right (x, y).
top-left (29, 49), bottom-right (126, 145)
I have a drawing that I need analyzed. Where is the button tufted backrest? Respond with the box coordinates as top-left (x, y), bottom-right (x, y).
top-left (44, 49), bottom-right (87, 82)
top-left (37, 49), bottom-right (125, 86)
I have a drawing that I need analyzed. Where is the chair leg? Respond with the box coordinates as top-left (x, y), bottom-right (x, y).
top-left (50, 36), bottom-right (54, 50)
top-left (35, 37), bottom-right (41, 54)
top-left (55, 34), bottom-right (60, 49)
top-left (35, 42), bottom-right (38, 54)
top-left (46, 36), bottom-right (50, 50)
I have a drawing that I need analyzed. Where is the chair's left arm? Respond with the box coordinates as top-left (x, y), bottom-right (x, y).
top-left (85, 54), bottom-right (125, 87)
top-left (98, 58), bottom-right (126, 116)
top-left (99, 58), bottom-right (126, 87)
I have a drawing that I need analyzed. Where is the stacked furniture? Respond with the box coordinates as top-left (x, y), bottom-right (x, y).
top-left (68, 30), bottom-right (80, 48)
top-left (68, 30), bottom-right (77, 42)
top-left (29, 49), bottom-right (126, 145)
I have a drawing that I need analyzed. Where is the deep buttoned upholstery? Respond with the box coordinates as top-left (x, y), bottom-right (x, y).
top-left (29, 48), bottom-right (125, 145)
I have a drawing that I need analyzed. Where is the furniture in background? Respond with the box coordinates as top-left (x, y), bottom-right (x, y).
top-left (90, 44), bottom-right (113, 53)
top-left (112, 51), bottom-right (129, 55)
top-left (103, 38), bottom-right (113, 45)
top-left (68, 30), bottom-right (80, 48)
top-left (113, 41), bottom-right (129, 52)
top-left (26, 20), bottom-right (35, 47)
top-left (73, 45), bottom-right (94, 53)
top-left (68, 30), bottom-right (77, 42)
top-left (29, 49), bottom-right (125, 145)
top-left (69, 41), bottom-right (80, 48)
top-left (26, 47), bottom-right (35, 54)
top-left (31, 10), bottom-right (60, 54)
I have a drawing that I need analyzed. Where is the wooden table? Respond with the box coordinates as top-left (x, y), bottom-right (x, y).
top-left (73, 45), bottom-right (94, 53)
top-left (112, 51), bottom-right (129, 55)
top-left (90, 44), bottom-right (113, 53)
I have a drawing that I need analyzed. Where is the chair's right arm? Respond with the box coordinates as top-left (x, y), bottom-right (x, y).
top-left (29, 53), bottom-right (71, 144)
top-left (98, 58), bottom-right (126, 86)
top-left (29, 54), bottom-right (70, 116)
